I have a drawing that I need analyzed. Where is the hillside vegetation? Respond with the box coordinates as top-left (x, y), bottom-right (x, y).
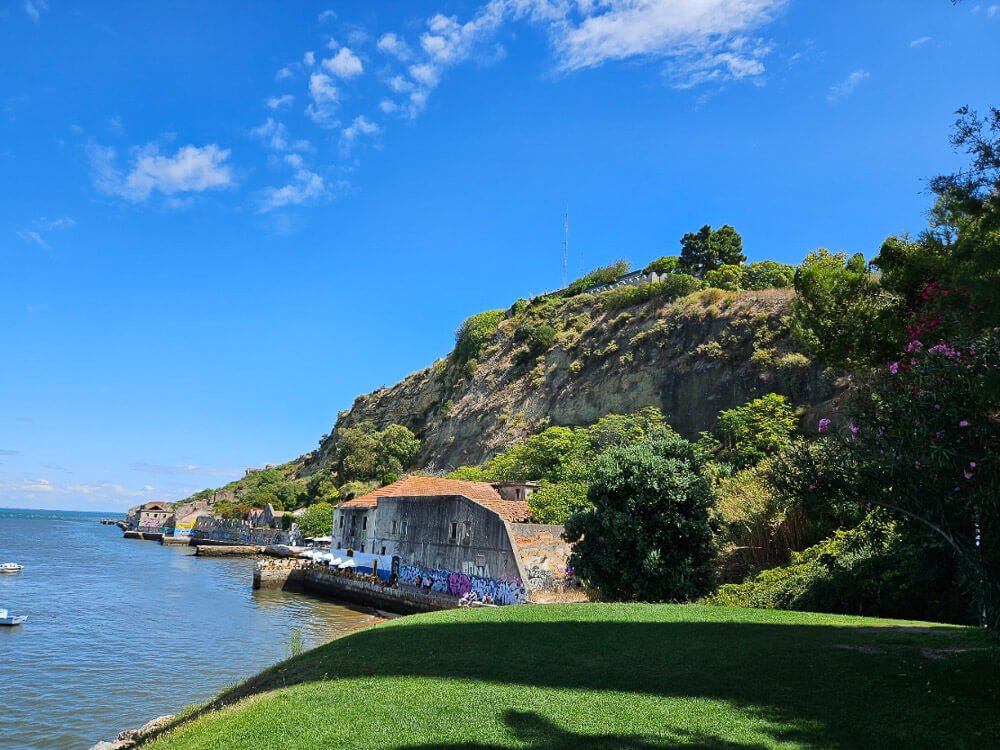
top-left (146, 604), bottom-right (997, 750)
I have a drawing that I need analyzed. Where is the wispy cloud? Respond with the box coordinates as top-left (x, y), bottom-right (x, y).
top-left (37, 216), bottom-right (76, 230)
top-left (88, 142), bottom-right (234, 202)
top-left (266, 94), bottom-right (295, 110)
top-left (828, 69), bottom-right (869, 103)
top-left (0, 449), bottom-right (19, 456)
top-left (16, 230), bottom-right (48, 249)
top-left (341, 115), bottom-right (380, 149)
top-left (258, 169), bottom-right (326, 212)
top-left (129, 462), bottom-right (240, 477)
top-left (24, 0), bottom-right (47, 23)
top-left (909, 36), bottom-right (930, 48)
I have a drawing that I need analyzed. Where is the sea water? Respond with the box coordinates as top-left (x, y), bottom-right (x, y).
top-left (0, 508), bottom-right (378, 750)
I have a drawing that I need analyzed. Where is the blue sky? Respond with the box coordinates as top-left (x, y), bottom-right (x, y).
top-left (2, 1), bottom-right (998, 511)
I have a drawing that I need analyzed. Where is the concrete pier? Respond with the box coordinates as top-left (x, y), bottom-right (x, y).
top-left (123, 531), bottom-right (164, 542)
top-left (195, 544), bottom-right (265, 557)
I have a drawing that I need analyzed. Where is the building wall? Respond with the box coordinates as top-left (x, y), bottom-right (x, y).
top-left (332, 494), bottom-right (530, 604)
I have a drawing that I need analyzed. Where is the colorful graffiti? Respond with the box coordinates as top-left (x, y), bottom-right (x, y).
top-left (398, 564), bottom-right (526, 605)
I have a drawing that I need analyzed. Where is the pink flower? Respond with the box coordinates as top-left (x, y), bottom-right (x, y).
top-left (970, 462), bottom-right (977, 468)
top-left (964, 471), bottom-right (975, 480)
top-left (959, 420), bottom-right (970, 428)
top-left (849, 423), bottom-right (859, 435)
top-left (889, 362), bottom-right (900, 374)
top-left (906, 340), bottom-right (923, 353)
top-left (818, 418), bottom-right (832, 433)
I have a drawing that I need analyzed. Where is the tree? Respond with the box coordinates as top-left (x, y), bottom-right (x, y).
top-left (678, 225), bottom-right (746, 277)
top-left (484, 426), bottom-right (591, 483)
top-left (298, 502), bottom-right (334, 538)
top-left (645, 255), bottom-right (682, 274)
top-left (789, 248), bottom-right (894, 369)
top-left (715, 393), bottom-right (799, 468)
top-left (564, 436), bottom-right (717, 601)
top-left (377, 424), bottom-right (421, 481)
top-left (743, 260), bottom-right (795, 290)
top-left (528, 481), bottom-right (590, 524)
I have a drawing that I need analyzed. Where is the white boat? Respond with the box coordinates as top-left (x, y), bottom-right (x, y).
top-left (0, 608), bottom-right (27, 626)
top-left (0, 563), bottom-right (23, 574)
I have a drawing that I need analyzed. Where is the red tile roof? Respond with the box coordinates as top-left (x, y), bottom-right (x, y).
top-left (338, 476), bottom-right (532, 523)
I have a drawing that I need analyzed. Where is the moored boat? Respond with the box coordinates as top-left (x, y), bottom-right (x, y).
top-left (0, 608), bottom-right (27, 626)
top-left (0, 562), bottom-right (23, 574)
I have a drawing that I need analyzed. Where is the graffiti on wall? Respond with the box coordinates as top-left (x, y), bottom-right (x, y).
top-left (397, 564), bottom-right (526, 605)
top-left (190, 516), bottom-right (302, 546)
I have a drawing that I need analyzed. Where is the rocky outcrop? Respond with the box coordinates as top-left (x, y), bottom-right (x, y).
top-left (304, 287), bottom-right (834, 473)
top-left (88, 715), bottom-right (174, 750)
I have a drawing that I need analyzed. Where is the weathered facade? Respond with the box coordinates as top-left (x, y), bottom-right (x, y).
top-left (135, 502), bottom-right (175, 532)
top-left (330, 476), bottom-right (562, 605)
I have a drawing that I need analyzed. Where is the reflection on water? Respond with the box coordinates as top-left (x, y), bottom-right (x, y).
top-left (0, 508), bottom-right (378, 750)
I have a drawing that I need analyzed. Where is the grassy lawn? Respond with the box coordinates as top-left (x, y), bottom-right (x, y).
top-left (148, 604), bottom-right (997, 749)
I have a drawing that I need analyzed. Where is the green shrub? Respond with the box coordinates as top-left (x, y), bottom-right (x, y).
top-left (644, 255), bottom-right (681, 274)
top-left (704, 264), bottom-right (745, 291)
top-left (599, 274), bottom-right (705, 312)
top-left (715, 393), bottom-right (799, 468)
top-left (453, 309), bottom-right (506, 367)
top-left (564, 260), bottom-right (631, 296)
top-left (528, 481), bottom-right (591, 524)
top-left (743, 260), bottom-right (795, 290)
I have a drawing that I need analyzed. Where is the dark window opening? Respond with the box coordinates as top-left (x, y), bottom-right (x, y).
top-left (402, 521), bottom-right (408, 536)
top-left (362, 517), bottom-right (367, 530)
top-left (380, 546), bottom-right (386, 555)
top-left (449, 521), bottom-right (458, 541)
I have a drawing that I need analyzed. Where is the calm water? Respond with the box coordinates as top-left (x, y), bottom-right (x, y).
top-left (0, 508), bottom-right (379, 750)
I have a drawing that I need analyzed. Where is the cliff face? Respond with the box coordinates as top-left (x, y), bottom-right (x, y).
top-left (304, 287), bottom-right (833, 474)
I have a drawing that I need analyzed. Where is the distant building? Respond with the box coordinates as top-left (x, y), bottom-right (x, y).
top-left (331, 476), bottom-right (543, 604)
top-left (136, 502), bottom-right (175, 532)
top-left (246, 503), bottom-right (286, 530)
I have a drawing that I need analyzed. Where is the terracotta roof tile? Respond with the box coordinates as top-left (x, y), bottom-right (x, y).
top-left (338, 476), bottom-right (532, 523)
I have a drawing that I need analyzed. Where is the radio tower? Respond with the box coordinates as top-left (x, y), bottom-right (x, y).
top-left (562, 205), bottom-right (569, 288)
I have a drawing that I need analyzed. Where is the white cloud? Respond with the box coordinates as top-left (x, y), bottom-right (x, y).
top-left (304, 51), bottom-right (316, 67)
top-left (309, 72), bottom-right (338, 103)
top-left (318, 9), bottom-right (337, 24)
top-left (379, 99), bottom-right (399, 114)
top-left (37, 216), bottom-right (75, 230)
top-left (306, 72), bottom-right (340, 126)
top-left (259, 169), bottom-right (326, 212)
top-left (88, 143), bottom-right (234, 202)
top-left (323, 47), bottom-right (364, 78)
top-left (377, 32), bottom-right (413, 61)
top-left (17, 230), bottom-right (48, 249)
top-left (828, 69), bottom-right (870, 103)
top-left (266, 94), bottom-right (295, 110)
top-left (24, 0), bottom-right (47, 23)
top-left (909, 36), bottom-right (930, 48)
top-left (342, 115), bottom-right (380, 145)
top-left (990, 5), bottom-right (1000, 17)
top-left (251, 118), bottom-right (290, 150)
top-left (551, 0), bottom-right (786, 80)
top-left (284, 153), bottom-right (304, 169)
top-left (276, 66), bottom-right (294, 81)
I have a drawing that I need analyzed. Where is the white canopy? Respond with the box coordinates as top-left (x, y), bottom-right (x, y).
top-left (338, 558), bottom-right (356, 569)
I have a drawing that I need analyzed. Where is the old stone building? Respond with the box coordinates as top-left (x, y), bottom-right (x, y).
top-left (331, 476), bottom-right (555, 604)
top-left (134, 502), bottom-right (175, 532)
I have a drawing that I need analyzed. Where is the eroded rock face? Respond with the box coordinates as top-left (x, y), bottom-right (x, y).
top-left (305, 288), bottom-right (835, 473)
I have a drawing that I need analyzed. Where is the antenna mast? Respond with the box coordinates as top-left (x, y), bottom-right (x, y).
top-left (562, 205), bottom-right (569, 288)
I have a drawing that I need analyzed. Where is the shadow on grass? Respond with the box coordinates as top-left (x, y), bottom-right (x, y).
top-left (203, 616), bottom-right (994, 748)
top-left (398, 709), bottom-right (772, 749)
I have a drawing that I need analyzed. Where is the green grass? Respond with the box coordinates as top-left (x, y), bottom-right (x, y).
top-left (148, 604), bottom-right (997, 749)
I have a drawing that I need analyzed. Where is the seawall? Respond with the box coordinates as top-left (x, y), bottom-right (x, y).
top-left (302, 569), bottom-right (459, 614)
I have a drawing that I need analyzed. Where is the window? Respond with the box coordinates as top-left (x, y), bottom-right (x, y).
top-left (380, 546), bottom-right (386, 555)
top-left (339, 517), bottom-right (343, 528)
top-left (350, 516), bottom-right (357, 530)
top-left (401, 521), bottom-right (408, 536)
top-left (463, 521), bottom-right (472, 544)
top-left (391, 519), bottom-right (398, 535)
top-left (361, 544), bottom-right (365, 552)
top-left (362, 516), bottom-right (367, 530)
top-left (516, 489), bottom-right (523, 500)
top-left (449, 521), bottom-right (458, 541)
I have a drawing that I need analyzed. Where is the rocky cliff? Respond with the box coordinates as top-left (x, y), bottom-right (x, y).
top-left (303, 286), bottom-right (833, 474)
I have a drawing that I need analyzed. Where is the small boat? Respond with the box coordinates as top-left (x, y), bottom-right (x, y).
top-left (0, 563), bottom-right (23, 574)
top-left (0, 608), bottom-right (27, 626)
